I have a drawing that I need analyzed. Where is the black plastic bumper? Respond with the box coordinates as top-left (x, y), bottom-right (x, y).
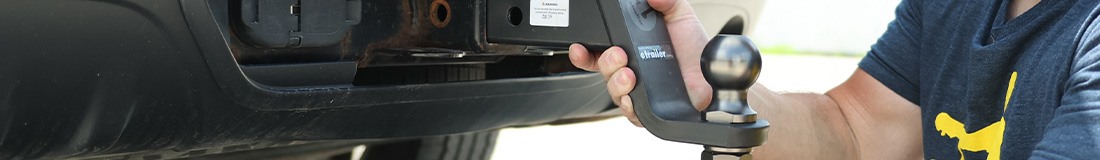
top-left (0, 0), bottom-right (614, 159)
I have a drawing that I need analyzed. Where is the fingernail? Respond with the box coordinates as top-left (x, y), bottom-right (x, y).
top-left (612, 48), bottom-right (625, 64)
top-left (568, 49), bottom-right (578, 59)
top-left (690, 94), bottom-right (705, 109)
top-left (599, 53), bottom-right (610, 67)
top-left (620, 96), bottom-right (633, 108)
top-left (609, 51), bottom-right (620, 64)
top-left (615, 71), bottom-right (630, 89)
top-left (612, 72), bottom-right (623, 86)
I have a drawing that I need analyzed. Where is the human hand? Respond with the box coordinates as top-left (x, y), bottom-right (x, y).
top-left (568, 0), bottom-right (713, 127)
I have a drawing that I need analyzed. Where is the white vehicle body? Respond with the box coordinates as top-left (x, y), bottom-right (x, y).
top-left (689, 0), bottom-right (767, 37)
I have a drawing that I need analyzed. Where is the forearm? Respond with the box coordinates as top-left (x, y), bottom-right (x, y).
top-left (745, 84), bottom-right (860, 159)
top-left (743, 69), bottom-right (923, 159)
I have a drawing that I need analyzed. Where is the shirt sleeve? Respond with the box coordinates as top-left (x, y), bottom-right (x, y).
top-left (858, 0), bottom-right (924, 104)
top-left (1030, 5), bottom-right (1100, 159)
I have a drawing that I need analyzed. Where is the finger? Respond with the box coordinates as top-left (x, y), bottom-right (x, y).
top-left (609, 68), bottom-right (641, 127)
top-left (648, 0), bottom-right (695, 23)
top-left (647, 0), bottom-right (678, 14)
top-left (607, 67), bottom-right (636, 103)
top-left (648, 0), bottom-right (712, 110)
top-left (648, 0), bottom-right (708, 68)
top-left (619, 96), bottom-right (642, 127)
top-left (569, 43), bottom-right (600, 72)
top-left (597, 47), bottom-right (628, 79)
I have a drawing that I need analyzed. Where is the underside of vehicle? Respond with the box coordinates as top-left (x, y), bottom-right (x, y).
top-left (0, 0), bottom-right (761, 159)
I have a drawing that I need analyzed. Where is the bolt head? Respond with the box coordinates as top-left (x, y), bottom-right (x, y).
top-left (703, 150), bottom-right (753, 160)
top-left (711, 154), bottom-right (751, 160)
top-left (705, 111), bottom-right (756, 124)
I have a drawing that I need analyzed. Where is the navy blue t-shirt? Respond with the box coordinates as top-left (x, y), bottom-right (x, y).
top-left (859, 0), bottom-right (1100, 159)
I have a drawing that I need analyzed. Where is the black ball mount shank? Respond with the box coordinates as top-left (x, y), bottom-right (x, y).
top-left (486, 0), bottom-right (768, 159)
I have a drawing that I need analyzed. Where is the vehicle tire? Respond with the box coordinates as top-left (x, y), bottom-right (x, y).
top-left (365, 130), bottom-right (500, 160)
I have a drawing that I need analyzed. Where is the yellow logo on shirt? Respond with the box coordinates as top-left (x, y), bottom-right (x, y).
top-left (934, 72), bottom-right (1017, 160)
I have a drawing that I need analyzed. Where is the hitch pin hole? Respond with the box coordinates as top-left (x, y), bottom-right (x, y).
top-left (430, 0), bottom-right (451, 28)
top-left (508, 6), bottom-right (523, 26)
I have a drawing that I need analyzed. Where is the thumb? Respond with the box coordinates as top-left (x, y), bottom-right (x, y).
top-left (683, 68), bottom-right (714, 111)
top-left (647, 0), bottom-right (711, 110)
top-left (647, 0), bottom-right (695, 24)
top-left (645, 0), bottom-right (709, 65)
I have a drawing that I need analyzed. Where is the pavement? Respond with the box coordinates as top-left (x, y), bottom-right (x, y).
top-left (490, 54), bottom-right (861, 160)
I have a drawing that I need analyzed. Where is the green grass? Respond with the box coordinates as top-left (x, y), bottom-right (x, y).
top-left (758, 44), bottom-right (865, 58)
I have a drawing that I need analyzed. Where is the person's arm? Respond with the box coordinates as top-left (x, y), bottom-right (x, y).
top-left (752, 1), bottom-right (929, 155)
top-left (569, 0), bottom-right (924, 159)
top-left (1030, 6), bottom-right (1100, 159)
top-left (746, 69), bottom-right (922, 159)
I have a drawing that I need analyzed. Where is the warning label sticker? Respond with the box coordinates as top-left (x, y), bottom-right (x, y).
top-left (530, 0), bottom-right (569, 27)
